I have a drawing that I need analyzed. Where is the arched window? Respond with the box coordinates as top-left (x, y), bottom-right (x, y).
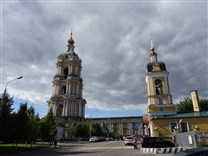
top-left (63, 67), bottom-right (68, 79)
top-left (155, 79), bottom-right (163, 95)
top-left (56, 104), bottom-right (63, 118)
top-left (60, 85), bottom-right (66, 94)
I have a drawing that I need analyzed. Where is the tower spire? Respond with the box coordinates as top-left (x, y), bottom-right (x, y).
top-left (150, 38), bottom-right (155, 53)
top-left (67, 29), bottom-right (75, 52)
top-left (149, 38), bottom-right (157, 62)
top-left (68, 29), bottom-right (75, 45)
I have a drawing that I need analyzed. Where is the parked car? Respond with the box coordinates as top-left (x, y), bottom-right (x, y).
top-left (98, 136), bottom-right (106, 141)
top-left (172, 148), bottom-right (208, 156)
top-left (106, 137), bottom-right (113, 141)
top-left (141, 137), bottom-right (174, 148)
top-left (124, 136), bottom-right (135, 145)
top-left (89, 136), bottom-right (99, 142)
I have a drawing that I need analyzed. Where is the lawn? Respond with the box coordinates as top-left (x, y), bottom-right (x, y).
top-left (0, 143), bottom-right (50, 155)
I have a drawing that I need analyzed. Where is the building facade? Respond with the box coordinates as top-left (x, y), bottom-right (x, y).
top-left (145, 40), bottom-right (208, 140)
top-left (47, 33), bottom-right (86, 123)
top-left (145, 40), bottom-right (177, 136)
top-left (88, 116), bottom-right (143, 137)
top-left (150, 90), bottom-right (208, 139)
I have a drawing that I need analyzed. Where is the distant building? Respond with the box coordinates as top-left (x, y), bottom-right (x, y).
top-left (86, 116), bottom-right (143, 137)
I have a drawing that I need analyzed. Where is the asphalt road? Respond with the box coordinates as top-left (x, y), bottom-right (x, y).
top-left (8, 140), bottom-right (172, 156)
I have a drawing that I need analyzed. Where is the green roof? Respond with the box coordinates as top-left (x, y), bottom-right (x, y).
top-left (163, 111), bottom-right (208, 119)
top-left (58, 51), bottom-right (77, 57)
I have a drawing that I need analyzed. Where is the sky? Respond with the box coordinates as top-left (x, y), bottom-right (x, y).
top-left (1, 0), bottom-right (207, 118)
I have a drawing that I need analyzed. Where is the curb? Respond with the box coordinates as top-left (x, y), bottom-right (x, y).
top-left (140, 147), bottom-right (186, 154)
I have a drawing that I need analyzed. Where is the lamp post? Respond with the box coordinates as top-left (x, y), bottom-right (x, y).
top-left (89, 110), bottom-right (98, 138)
top-left (1, 76), bottom-right (23, 115)
top-left (3, 76), bottom-right (23, 96)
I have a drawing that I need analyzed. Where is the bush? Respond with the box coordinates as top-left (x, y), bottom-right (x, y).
top-left (198, 139), bottom-right (208, 147)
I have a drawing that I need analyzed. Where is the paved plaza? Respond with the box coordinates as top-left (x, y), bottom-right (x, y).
top-left (7, 141), bottom-right (172, 156)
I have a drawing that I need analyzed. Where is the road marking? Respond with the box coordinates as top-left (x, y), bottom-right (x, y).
top-left (81, 146), bottom-right (134, 150)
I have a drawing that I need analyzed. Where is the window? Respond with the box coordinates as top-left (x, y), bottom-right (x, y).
top-left (60, 85), bottom-right (66, 94)
top-left (63, 67), bottom-right (68, 79)
top-left (180, 122), bottom-right (189, 132)
top-left (155, 79), bottom-right (163, 95)
top-left (169, 122), bottom-right (178, 132)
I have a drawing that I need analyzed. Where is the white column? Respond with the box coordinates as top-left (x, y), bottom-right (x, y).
top-left (149, 79), bottom-right (154, 104)
top-left (53, 104), bottom-right (57, 116)
top-left (79, 104), bottom-right (81, 116)
top-left (69, 65), bottom-right (72, 74)
top-left (58, 66), bottom-right (61, 75)
top-left (66, 84), bottom-right (69, 94)
top-left (52, 85), bottom-right (55, 95)
top-left (62, 103), bottom-right (65, 116)
top-left (54, 85), bottom-right (57, 95)
top-left (65, 102), bottom-right (68, 116)
top-left (164, 76), bottom-right (169, 95)
top-left (74, 103), bottom-right (77, 116)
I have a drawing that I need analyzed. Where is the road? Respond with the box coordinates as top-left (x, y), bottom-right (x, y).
top-left (9, 140), bottom-right (172, 156)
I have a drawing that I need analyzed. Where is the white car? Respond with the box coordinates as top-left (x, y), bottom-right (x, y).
top-left (89, 136), bottom-right (99, 142)
top-left (124, 136), bottom-right (135, 145)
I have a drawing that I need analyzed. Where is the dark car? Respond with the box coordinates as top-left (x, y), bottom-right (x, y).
top-left (141, 137), bottom-right (174, 148)
top-left (172, 148), bottom-right (208, 156)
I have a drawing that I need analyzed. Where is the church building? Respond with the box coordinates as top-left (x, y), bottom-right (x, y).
top-left (144, 40), bottom-right (208, 140)
top-left (146, 39), bottom-right (176, 117)
top-left (47, 32), bottom-right (86, 124)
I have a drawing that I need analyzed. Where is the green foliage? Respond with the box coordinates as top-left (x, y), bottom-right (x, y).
top-left (198, 138), bottom-right (208, 147)
top-left (13, 103), bottom-right (30, 143)
top-left (0, 93), bottom-right (56, 144)
top-left (176, 97), bottom-right (193, 113)
top-left (27, 106), bottom-right (40, 142)
top-left (176, 97), bottom-right (208, 113)
top-left (91, 123), bottom-right (103, 136)
top-left (0, 94), bottom-right (15, 143)
top-left (68, 121), bottom-right (89, 138)
top-left (109, 132), bottom-right (122, 140)
top-left (200, 99), bottom-right (208, 111)
top-left (39, 109), bottom-right (56, 142)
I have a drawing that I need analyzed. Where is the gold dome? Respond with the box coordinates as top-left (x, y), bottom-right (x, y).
top-left (68, 31), bottom-right (75, 45)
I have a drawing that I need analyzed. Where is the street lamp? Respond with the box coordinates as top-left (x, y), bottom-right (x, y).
top-left (89, 110), bottom-right (98, 138)
top-left (1, 76), bottom-right (23, 115)
top-left (2, 76), bottom-right (23, 102)
top-left (3, 76), bottom-right (23, 96)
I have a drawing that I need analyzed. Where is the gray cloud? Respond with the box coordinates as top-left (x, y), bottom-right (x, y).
top-left (1, 1), bottom-right (207, 115)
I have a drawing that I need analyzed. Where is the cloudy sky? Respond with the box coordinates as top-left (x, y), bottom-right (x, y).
top-left (1, 0), bottom-right (207, 118)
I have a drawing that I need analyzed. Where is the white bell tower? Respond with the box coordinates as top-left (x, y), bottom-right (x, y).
top-left (48, 32), bottom-right (86, 122)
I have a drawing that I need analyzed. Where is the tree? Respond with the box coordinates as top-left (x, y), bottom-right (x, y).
top-left (91, 123), bottom-right (103, 136)
top-left (0, 93), bottom-right (14, 143)
top-left (27, 106), bottom-right (40, 143)
top-left (68, 121), bottom-right (89, 139)
top-left (39, 109), bottom-right (56, 142)
top-left (176, 97), bottom-right (208, 113)
top-left (200, 99), bottom-right (208, 111)
top-left (13, 103), bottom-right (29, 143)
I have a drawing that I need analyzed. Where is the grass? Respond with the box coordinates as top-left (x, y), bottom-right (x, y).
top-left (0, 143), bottom-right (50, 155)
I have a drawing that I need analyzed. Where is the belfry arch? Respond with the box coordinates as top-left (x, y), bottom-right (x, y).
top-left (63, 67), bottom-right (68, 79)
